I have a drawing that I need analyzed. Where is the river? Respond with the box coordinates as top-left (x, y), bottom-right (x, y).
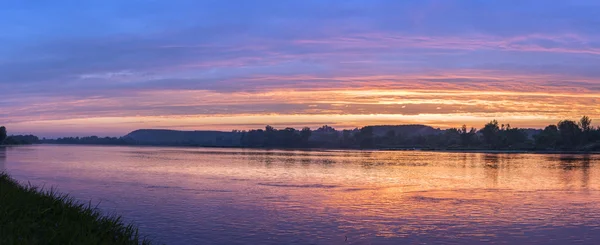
top-left (1, 145), bottom-right (599, 244)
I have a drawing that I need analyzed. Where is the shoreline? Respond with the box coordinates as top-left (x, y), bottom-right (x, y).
top-left (9, 143), bottom-right (600, 154)
top-left (416, 149), bottom-right (600, 154)
top-left (0, 172), bottom-right (153, 245)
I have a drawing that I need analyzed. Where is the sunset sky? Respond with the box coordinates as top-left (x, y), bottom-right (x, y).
top-left (2, 0), bottom-right (600, 137)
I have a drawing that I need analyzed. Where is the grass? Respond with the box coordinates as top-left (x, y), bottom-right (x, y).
top-left (0, 172), bottom-right (153, 245)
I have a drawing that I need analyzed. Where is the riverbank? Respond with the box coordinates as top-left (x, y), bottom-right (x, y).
top-left (418, 149), bottom-right (600, 154)
top-left (15, 143), bottom-right (600, 155)
top-left (0, 172), bottom-right (152, 245)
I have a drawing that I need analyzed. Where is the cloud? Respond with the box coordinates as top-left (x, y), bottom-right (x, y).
top-left (2, 0), bottom-right (600, 136)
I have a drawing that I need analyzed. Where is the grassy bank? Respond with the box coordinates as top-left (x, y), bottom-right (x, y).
top-left (0, 172), bottom-right (152, 245)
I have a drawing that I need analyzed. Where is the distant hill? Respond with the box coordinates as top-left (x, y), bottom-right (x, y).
top-left (124, 125), bottom-right (444, 147)
top-left (14, 110), bottom-right (595, 151)
top-left (124, 129), bottom-right (241, 146)
top-left (82, 124), bottom-right (550, 150)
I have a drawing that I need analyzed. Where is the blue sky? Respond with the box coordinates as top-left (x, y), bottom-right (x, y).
top-left (2, 0), bottom-right (600, 137)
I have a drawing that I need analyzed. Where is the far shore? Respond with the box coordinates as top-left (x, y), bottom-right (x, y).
top-left (7, 143), bottom-right (600, 155)
top-left (416, 149), bottom-right (600, 154)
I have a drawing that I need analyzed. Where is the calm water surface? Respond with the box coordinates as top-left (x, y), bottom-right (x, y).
top-left (1, 145), bottom-right (600, 244)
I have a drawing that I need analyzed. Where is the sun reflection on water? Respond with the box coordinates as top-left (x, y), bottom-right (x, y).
top-left (4, 145), bottom-right (600, 244)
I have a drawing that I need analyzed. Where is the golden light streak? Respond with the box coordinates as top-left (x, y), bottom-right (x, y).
top-left (5, 79), bottom-right (600, 136)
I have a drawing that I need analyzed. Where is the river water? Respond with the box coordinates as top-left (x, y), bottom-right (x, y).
top-left (1, 145), bottom-right (599, 244)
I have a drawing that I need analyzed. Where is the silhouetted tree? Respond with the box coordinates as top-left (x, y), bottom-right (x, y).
top-left (339, 129), bottom-right (355, 148)
top-left (36, 116), bottom-right (586, 150)
top-left (41, 136), bottom-right (125, 145)
top-left (535, 125), bottom-right (560, 149)
top-left (580, 116), bottom-right (592, 132)
top-left (579, 116), bottom-right (593, 144)
top-left (502, 126), bottom-right (529, 148)
top-left (4, 135), bottom-right (40, 145)
top-left (459, 125), bottom-right (477, 147)
top-left (593, 126), bottom-right (600, 143)
top-left (357, 126), bottom-right (374, 148)
top-left (241, 129), bottom-right (266, 147)
top-left (240, 126), bottom-right (315, 148)
top-left (443, 128), bottom-right (461, 147)
top-left (0, 126), bottom-right (6, 144)
top-left (312, 125), bottom-right (340, 147)
top-left (316, 125), bottom-right (336, 133)
top-left (557, 120), bottom-right (581, 149)
top-left (264, 125), bottom-right (277, 147)
top-left (300, 127), bottom-right (312, 147)
top-left (481, 120), bottom-right (500, 148)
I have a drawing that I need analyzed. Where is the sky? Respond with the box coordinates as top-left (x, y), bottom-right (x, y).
top-left (2, 0), bottom-right (600, 137)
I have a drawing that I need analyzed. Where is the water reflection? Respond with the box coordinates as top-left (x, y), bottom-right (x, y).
top-left (4, 145), bottom-right (600, 245)
top-left (483, 154), bottom-right (500, 186)
top-left (553, 155), bottom-right (592, 190)
top-left (556, 155), bottom-right (592, 170)
top-left (0, 147), bottom-right (6, 171)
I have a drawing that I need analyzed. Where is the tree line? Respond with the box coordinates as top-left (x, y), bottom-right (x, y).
top-left (472, 116), bottom-right (600, 150)
top-left (2, 116), bottom-right (600, 151)
top-left (237, 116), bottom-right (600, 151)
top-left (0, 126), bottom-right (40, 145)
top-left (41, 136), bottom-right (129, 145)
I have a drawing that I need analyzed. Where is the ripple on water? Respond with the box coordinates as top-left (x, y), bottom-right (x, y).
top-left (4, 145), bottom-right (600, 245)
top-left (257, 182), bottom-right (339, 189)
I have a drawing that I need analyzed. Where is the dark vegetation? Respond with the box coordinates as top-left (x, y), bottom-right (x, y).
top-left (42, 136), bottom-right (129, 145)
top-left (2, 116), bottom-right (599, 151)
top-left (0, 126), bottom-right (39, 145)
top-left (237, 116), bottom-right (600, 151)
top-left (0, 172), bottom-right (152, 245)
top-left (120, 129), bottom-right (239, 146)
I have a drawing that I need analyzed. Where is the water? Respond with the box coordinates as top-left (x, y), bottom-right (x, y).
top-left (2, 145), bottom-right (600, 244)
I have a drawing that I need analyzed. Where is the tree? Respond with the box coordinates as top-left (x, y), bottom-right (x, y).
top-left (459, 125), bottom-right (477, 147)
top-left (265, 125), bottom-right (275, 132)
top-left (579, 116), bottom-right (593, 145)
top-left (535, 125), bottom-right (560, 149)
top-left (503, 127), bottom-right (529, 148)
top-left (444, 128), bottom-right (461, 146)
top-left (0, 126), bottom-right (6, 144)
top-left (340, 129), bottom-right (355, 148)
top-left (264, 125), bottom-right (277, 147)
top-left (316, 125), bottom-right (336, 133)
top-left (557, 120), bottom-right (581, 148)
top-left (592, 127), bottom-right (600, 148)
top-left (579, 116), bottom-right (592, 132)
top-left (480, 120), bottom-right (500, 147)
top-left (300, 127), bottom-right (312, 147)
top-left (278, 128), bottom-right (298, 147)
top-left (357, 126), bottom-right (374, 148)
